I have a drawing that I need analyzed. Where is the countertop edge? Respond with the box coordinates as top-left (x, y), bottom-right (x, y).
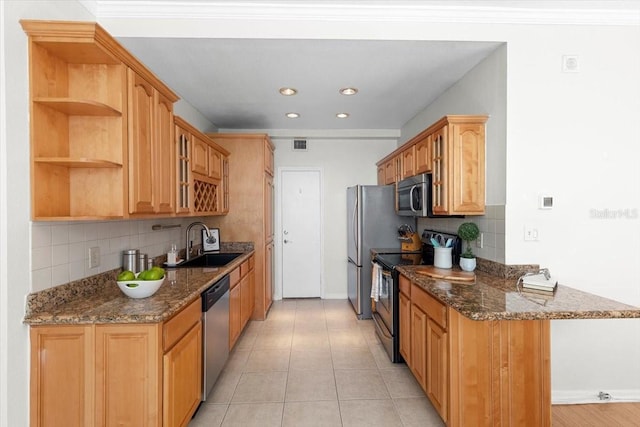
top-left (24, 250), bottom-right (255, 326)
top-left (396, 265), bottom-right (640, 321)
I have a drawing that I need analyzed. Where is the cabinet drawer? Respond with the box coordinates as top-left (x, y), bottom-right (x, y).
top-left (411, 284), bottom-right (447, 329)
top-left (163, 298), bottom-right (201, 352)
top-left (240, 260), bottom-right (250, 278)
top-left (230, 267), bottom-right (240, 289)
top-left (399, 274), bottom-right (411, 297)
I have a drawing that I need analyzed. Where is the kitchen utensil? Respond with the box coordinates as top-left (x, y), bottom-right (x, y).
top-left (445, 238), bottom-right (453, 248)
top-left (430, 237), bottom-right (440, 247)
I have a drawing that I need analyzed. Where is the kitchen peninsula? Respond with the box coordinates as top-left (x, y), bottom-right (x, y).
top-left (396, 264), bottom-right (640, 426)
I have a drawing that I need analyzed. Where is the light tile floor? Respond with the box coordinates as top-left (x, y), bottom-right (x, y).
top-left (190, 299), bottom-right (445, 427)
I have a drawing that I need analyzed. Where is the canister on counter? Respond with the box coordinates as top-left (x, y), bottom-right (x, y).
top-left (123, 249), bottom-right (139, 273)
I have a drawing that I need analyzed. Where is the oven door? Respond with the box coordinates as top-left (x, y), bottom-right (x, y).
top-left (376, 268), bottom-right (394, 333)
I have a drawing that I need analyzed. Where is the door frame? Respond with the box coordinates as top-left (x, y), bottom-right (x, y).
top-left (274, 167), bottom-right (324, 301)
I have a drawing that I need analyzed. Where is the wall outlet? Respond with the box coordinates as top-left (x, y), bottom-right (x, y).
top-left (89, 246), bottom-right (100, 268)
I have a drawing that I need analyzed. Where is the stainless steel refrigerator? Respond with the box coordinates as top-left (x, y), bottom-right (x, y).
top-left (347, 185), bottom-right (410, 319)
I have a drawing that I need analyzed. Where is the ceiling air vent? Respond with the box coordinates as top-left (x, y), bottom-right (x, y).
top-left (293, 139), bottom-right (308, 151)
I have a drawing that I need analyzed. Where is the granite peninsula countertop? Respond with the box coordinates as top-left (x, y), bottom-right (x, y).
top-left (24, 248), bottom-right (254, 326)
top-left (397, 265), bottom-right (640, 321)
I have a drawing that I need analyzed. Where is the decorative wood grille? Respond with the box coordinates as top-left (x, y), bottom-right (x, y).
top-left (193, 179), bottom-right (218, 212)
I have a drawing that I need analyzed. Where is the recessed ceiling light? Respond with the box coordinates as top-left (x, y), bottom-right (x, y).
top-left (286, 112), bottom-right (300, 118)
top-left (279, 87), bottom-right (298, 96)
top-left (336, 113), bottom-right (350, 119)
top-left (339, 87), bottom-right (358, 96)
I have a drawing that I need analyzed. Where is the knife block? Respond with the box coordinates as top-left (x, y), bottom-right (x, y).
top-left (401, 232), bottom-right (421, 252)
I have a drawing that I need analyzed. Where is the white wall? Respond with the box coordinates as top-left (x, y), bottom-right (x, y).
top-left (500, 23), bottom-right (640, 401)
top-left (271, 136), bottom-right (398, 300)
top-left (2, 2), bottom-right (96, 425)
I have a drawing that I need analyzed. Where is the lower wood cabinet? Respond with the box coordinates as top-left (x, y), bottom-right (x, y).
top-left (29, 298), bottom-right (202, 427)
top-left (399, 274), bottom-right (551, 426)
top-left (229, 255), bottom-right (255, 350)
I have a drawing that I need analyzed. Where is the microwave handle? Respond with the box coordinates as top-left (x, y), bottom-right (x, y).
top-left (409, 185), bottom-right (419, 213)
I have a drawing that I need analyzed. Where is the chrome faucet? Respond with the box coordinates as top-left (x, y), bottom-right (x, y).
top-left (185, 222), bottom-right (211, 261)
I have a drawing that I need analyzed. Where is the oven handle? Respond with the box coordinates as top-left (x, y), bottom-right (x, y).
top-left (409, 184), bottom-right (419, 213)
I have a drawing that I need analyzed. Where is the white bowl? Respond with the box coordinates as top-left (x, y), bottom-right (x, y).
top-left (117, 276), bottom-right (165, 299)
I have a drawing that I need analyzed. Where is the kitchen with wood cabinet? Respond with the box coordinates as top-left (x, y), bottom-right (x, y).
top-left (8, 5), bottom-right (640, 427)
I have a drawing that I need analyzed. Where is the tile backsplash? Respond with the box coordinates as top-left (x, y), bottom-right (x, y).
top-left (416, 204), bottom-right (505, 263)
top-left (30, 217), bottom-right (210, 292)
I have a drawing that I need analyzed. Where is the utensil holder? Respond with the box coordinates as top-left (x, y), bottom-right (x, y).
top-left (433, 247), bottom-right (453, 269)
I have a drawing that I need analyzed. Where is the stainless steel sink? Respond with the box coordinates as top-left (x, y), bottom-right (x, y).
top-left (176, 252), bottom-right (244, 268)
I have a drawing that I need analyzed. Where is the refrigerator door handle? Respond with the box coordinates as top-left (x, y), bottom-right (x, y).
top-left (352, 196), bottom-right (359, 255)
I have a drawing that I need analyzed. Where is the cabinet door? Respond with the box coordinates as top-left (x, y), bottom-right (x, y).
top-left (399, 293), bottom-right (411, 364)
top-left (451, 123), bottom-right (485, 214)
top-left (410, 304), bottom-right (428, 391)
top-left (264, 174), bottom-right (274, 241)
top-left (222, 156), bottom-right (229, 213)
top-left (415, 135), bottom-right (432, 174)
top-left (384, 158), bottom-right (396, 185)
top-left (209, 147), bottom-right (222, 180)
top-left (154, 91), bottom-right (175, 213)
top-left (377, 164), bottom-right (385, 185)
top-left (192, 137), bottom-right (209, 176)
top-left (163, 322), bottom-right (202, 427)
top-left (265, 242), bottom-right (274, 311)
top-left (30, 325), bottom-right (94, 427)
top-left (264, 138), bottom-right (274, 175)
top-left (94, 324), bottom-right (161, 427)
top-left (128, 70), bottom-right (155, 214)
top-left (175, 126), bottom-right (192, 214)
top-left (240, 275), bottom-right (251, 329)
top-left (431, 126), bottom-right (448, 215)
top-left (401, 145), bottom-right (415, 179)
top-left (427, 318), bottom-right (448, 421)
top-left (229, 283), bottom-right (242, 349)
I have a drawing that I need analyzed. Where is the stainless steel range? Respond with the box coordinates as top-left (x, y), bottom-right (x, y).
top-left (371, 230), bottom-right (461, 363)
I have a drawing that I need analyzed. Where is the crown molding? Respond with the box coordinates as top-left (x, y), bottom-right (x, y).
top-left (93, 1), bottom-right (640, 26)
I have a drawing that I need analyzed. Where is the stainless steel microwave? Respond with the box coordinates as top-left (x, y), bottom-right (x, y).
top-left (396, 173), bottom-right (432, 217)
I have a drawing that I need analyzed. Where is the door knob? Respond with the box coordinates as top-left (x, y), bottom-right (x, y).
top-left (284, 239), bottom-right (292, 244)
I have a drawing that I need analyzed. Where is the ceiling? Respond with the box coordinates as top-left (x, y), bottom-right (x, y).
top-left (118, 37), bottom-right (501, 130)
top-left (96, 1), bottom-right (638, 131)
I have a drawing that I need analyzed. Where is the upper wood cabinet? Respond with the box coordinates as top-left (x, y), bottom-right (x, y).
top-left (174, 116), bottom-right (229, 216)
top-left (127, 69), bottom-right (176, 215)
top-left (376, 115), bottom-right (488, 215)
top-left (401, 145), bottom-right (416, 179)
top-left (432, 118), bottom-right (487, 215)
top-left (21, 20), bottom-right (180, 220)
top-left (22, 20), bottom-right (128, 220)
top-left (415, 135), bottom-right (432, 174)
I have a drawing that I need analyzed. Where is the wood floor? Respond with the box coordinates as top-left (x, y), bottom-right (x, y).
top-left (553, 403), bottom-right (640, 426)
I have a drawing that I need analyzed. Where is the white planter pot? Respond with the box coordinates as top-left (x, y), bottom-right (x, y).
top-left (459, 257), bottom-right (476, 272)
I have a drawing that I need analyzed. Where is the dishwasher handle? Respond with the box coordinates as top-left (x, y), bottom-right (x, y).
top-left (202, 275), bottom-right (230, 311)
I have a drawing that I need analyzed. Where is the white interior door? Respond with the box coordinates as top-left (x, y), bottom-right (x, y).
top-left (281, 169), bottom-right (322, 298)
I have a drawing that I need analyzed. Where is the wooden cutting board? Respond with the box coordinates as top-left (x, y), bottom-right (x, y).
top-left (414, 266), bottom-right (476, 282)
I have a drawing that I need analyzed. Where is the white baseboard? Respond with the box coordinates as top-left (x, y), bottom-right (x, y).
top-left (553, 389), bottom-right (640, 404)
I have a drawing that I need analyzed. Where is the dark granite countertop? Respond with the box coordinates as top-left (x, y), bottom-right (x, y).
top-left (24, 247), bottom-right (254, 326)
top-left (397, 265), bottom-right (640, 321)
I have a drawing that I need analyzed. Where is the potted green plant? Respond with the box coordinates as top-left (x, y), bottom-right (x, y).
top-left (457, 222), bottom-right (480, 272)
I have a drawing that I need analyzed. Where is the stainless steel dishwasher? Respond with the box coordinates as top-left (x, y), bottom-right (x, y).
top-left (201, 274), bottom-right (230, 401)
